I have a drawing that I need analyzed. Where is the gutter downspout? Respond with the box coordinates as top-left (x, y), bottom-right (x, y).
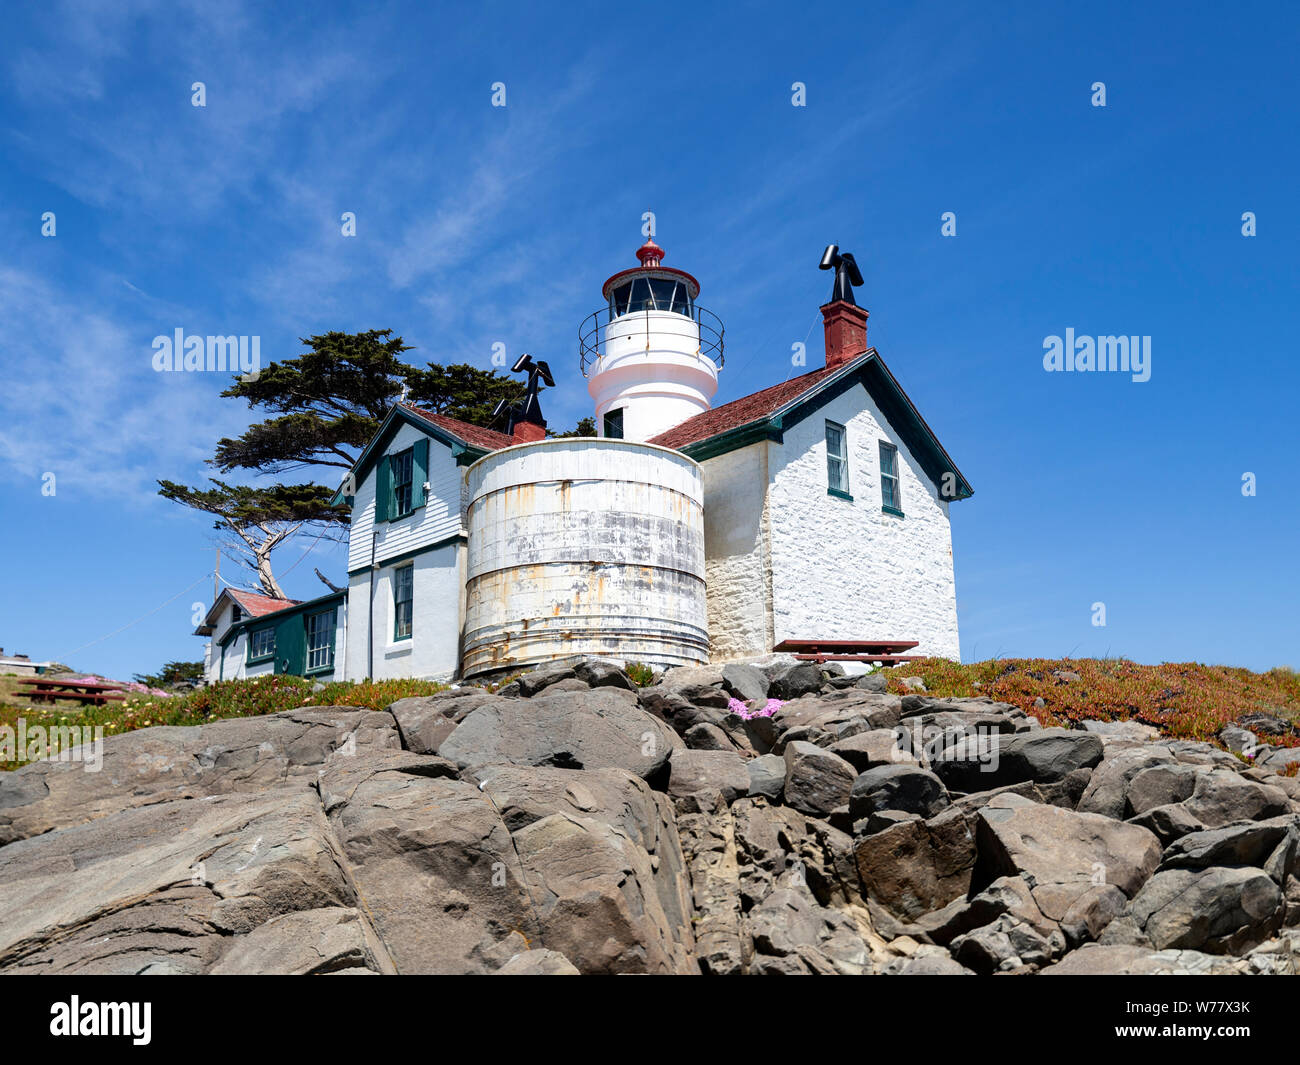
top-left (368, 529), bottom-right (377, 680)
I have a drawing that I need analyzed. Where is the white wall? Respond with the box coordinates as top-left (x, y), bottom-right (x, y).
top-left (765, 382), bottom-right (961, 660)
top-left (346, 422), bottom-right (466, 573)
top-left (698, 441), bottom-right (772, 661)
top-left (345, 540), bottom-right (464, 682)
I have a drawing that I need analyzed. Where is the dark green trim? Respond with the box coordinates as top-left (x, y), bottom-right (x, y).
top-left (330, 405), bottom-right (489, 505)
top-left (387, 445), bottom-right (415, 521)
top-left (375, 450), bottom-right (392, 522)
top-left (679, 422), bottom-right (782, 463)
top-left (827, 488), bottom-right (854, 501)
top-left (303, 606), bottom-right (338, 675)
top-left (246, 625), bottom-right (276, 665)
top-left (681, 352), bottom-right (973, 502)
top-left (347, 534), bottom-right (467, 577)
top-left (882, 504), bottom-right (905, 518)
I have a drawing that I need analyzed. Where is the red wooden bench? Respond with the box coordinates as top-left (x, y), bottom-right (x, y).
top-left (16, 678), bottom-right (127, 707)
top-left (773, 639), bottom-right (922, 665)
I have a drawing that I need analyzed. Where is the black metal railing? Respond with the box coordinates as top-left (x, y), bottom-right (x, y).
top-left (579, 305), bottom-right (724, 378)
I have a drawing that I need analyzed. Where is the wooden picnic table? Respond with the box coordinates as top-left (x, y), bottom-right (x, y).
top-left (773, 639), bottom-right (921, 665)
top-left (16, 677), bottom-right (127, 706)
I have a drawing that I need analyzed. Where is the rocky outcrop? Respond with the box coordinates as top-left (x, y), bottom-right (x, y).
top-left (1, 655), bottom-right (1298, 975)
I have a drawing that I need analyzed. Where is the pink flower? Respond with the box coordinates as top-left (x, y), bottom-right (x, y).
top-left (727, 696), bottom-right (786, 721)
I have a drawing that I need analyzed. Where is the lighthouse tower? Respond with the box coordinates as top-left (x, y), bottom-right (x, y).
top-left (580, 237), bottom-right (724, 442)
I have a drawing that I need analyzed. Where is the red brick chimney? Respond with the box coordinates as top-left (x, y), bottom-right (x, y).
top-left (821, 300), bottom-right (869, 369)
top-left (511, 420), bottom-right (546, 443)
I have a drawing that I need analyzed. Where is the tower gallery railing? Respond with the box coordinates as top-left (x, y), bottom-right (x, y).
top-left (579, 305), bottom-right (725, 378)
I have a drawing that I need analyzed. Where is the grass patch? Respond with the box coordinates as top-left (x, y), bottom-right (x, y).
top-left (885, 657), bottom-right (1300, 749)
top-left (0, 674), bottom-right (447, 772)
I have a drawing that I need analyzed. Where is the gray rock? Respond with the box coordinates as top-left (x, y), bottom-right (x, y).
top-left (0, 707), bottom-right (400, 846)
top-left (1077, 747), bottom-right (1177, 820)
top-left (1261, 747), bottom-right (1300, 773)
top-left (1159, 816), bottom-right (1298, 874)
top-left (768, 662), bottom-right (826, 701)
top-left (1125, 763), bottom-right (1201, 815)
top-left (658, 664), bottom-right (725, 692)
top-left (887, 953), bottom-right (973, 975)
top-left (668, 748), bottom-right (750, 806)
top-left (210, 908), bottom-right (381, 975)
top-left (1103, 866), bottom-right (1284, 954)
top-left (684, 722), bottom-right (735, 751)
top-left (1041, 943), bottom-right (1250, 975)
top-left (386, 696), bottom-right (464, 754)
top-left (973, 794), bottom-right (1162, 932)
top-left (510, 812), bottom-right (697, 973)
top-left (1082, 719), bottom-right (1162, 742)
top-left (951, 915), bottom-right (1056, 973)
top-left (855, 671), bottom-right (890, 694)
top-left (438, 687), bottom-right (682, 779)
top-left (0, 787), bottom-right (360, 974)
top-left (1182, 769), bottom-right (1290, 828)
top-left (933, 728), bottom-right (1104, 793)
top-left (1128, 803), bottom-right (1205, 846)
top-left (829, 728), bottom-right (917, 771)
top-left (746, 887), bottom-right (870, 975)
top-left (572, 657), bottom-right (636, 690)
top-left (515, 662), bottom-right (579, 696)
top-left (849, 764), bottom-right (950, 821)
top-left (901, 676), bottom-right (927, 692)
top-left (495, 949), bottom-right (581, 974)
top-left (747, 754), bottom-right (786, 801)
top-left (783, 741), bottom-right (858, 817)
top-left (853, 805), bottom-right (977, 921)
top-left (721, 663), bottom-right (769, 704)
top-left (471, 763), bottom-right (693, 948)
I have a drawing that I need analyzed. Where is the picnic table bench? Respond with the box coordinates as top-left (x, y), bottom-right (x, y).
top-left (16, 677), bottom-right (127, 706)
top-left (773, 639), bottom-right (922, 665)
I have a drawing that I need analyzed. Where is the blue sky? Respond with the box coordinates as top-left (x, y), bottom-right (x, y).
top-left (1, 0), bottom-right (1296, 678)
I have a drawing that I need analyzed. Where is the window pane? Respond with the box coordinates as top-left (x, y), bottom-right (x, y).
top-left (307, 610), bottom-right (335, 670)
top-left (879, 442), bottom-right (901, 510)
top-left (251, 628), bottom-right (274, 659)
top-left (826, 422), bottom-right (848, 493)
top-left (628, 278), bottom-right (652, 312)
top-left (394, 566), bottom-right (413, 639)
top-left (649, 279), bottom-right (678, 311)
top-left (392, 449), bottom-right (413, 515)
top-left (604, 408), bottom-right (624, 439)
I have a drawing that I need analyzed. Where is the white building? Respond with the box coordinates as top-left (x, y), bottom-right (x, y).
top-left (198, 236), bottom-right (972, 682)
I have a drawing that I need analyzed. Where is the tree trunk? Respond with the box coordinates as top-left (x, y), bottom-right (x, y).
top-left (256, 548), bottom-right (287, 599)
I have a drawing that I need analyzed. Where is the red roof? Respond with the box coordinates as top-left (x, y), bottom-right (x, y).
top-left (401, 404), bottom-right (517, 451)
top-left (228, 589), bottom-right (299, 617)
top-left (648, 356), bottom-right (868, 450)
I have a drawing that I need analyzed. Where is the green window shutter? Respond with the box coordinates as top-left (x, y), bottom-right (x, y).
top-left (274, 613), bottom-right (307, 676)
top-left (375, 454), bottom-right (392, 523)
top-left (412, 438), bottom-right (429, 509)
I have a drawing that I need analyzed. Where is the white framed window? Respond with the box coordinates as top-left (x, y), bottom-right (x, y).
top-left (879, 441), bottom-right (902, 514)
top-left (393, 564), bottom-right (414, 640)
top-left (248, 627), bottom-right (275, 662)
top-left (391, 448), bottom-right (414, 517)
top-left (306, 609), bottom-right (336, 672)
top-left (826, 420), bottom-right (850, 496)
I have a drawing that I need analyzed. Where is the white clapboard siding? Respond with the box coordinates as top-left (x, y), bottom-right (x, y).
top-left (347, 423), bottom-right (466, 573)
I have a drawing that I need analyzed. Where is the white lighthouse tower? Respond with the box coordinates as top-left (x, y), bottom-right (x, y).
top-left (581, 237), bottom-right (724, 442)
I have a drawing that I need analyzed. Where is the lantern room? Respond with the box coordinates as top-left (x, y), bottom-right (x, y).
top-left (580, 237), bottom-right (724, 443)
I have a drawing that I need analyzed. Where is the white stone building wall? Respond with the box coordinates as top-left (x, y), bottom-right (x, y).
top-left (766, 385), bottom-right (961, 660)
top-left (344, 539), bottom-right (464, 682)
top-left (698, 441), bottom-right (772, 661)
